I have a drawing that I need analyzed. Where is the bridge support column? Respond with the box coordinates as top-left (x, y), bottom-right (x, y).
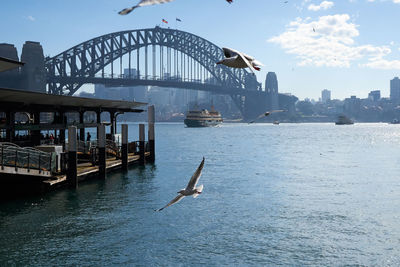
top-left (121, 124), bottom-right (128, 171)
top-left (98, 124), bottom-right (106, 179)
top-left (67, 126), bottom-right (78, 189)
top-left (243, 93), bottom-right (268, 121)
top-left (148, 105), bottom-right (155, 163)
top-left (139, 124), bottom-right (145, 165)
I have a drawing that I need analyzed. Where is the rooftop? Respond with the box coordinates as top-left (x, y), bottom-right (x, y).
top-left (0, 87), bottom-right (146, 113)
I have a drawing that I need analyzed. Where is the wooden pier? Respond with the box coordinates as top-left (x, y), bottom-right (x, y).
top-left (0, 87), bottom-right (157, 200)
top-left (43, 152), bottom-right (151, 189)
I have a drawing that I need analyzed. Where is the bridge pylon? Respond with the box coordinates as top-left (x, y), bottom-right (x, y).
top-left (243, 92), bottom-right (270, 121)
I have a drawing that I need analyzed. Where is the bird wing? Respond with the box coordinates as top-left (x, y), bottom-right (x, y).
top-left (185, 157), bottom-right (205, 190)
top-left (222, 47), bottom-right (238, 58)
top-left (249, 110), bottom-right (286, 123)
top-left (248, 113), bottom-right (267, 124)
top-left (119, 0), bottom-right (174, 14)
top-left (269, 110), bottom-right (286, 114)
top-left (137, 0), bottom-right (175, 7)
top-left (236, 52), bottom-right (256, 73)
top-left (118, 6), bottom-right (137, 15)
top-left (155, 194), bottom-right (185, 211)
top-left (223, 47), bottom-right (255, 62)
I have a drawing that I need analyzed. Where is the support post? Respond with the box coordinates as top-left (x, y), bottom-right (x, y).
top-left (67, 126), bottom-right (78, 189)
top-left (79, 111), bottom-right (85, 141)
top-left (121, 124), bottom-right (128, 171)
top-left (98, 124), bottom-right (106, 179)
top-left (31, 111), bottom-right (41, 146)
top-left (96, 111), bottom-right (101, 140)
top-left (148, 105), bottom-right (155, 162)
top-left (110, 111), bottom-right (115, 141)
top-left (6, 111), bottom-right (14, 142)
top-left (139, 124), bottom-right (145, 165)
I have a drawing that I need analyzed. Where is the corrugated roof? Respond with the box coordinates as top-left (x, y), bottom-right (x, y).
top-left (0, 87), bottom-right (146, 112)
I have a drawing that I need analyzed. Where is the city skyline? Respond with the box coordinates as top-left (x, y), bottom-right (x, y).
top-left (2, 0), bottom-right (400, 99)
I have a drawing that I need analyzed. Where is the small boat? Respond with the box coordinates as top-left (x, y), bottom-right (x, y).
top-left (184, 107), bottom-right (223, 127)
top-left (273, 120), bottom-right (279, 125)
top-left (389, 118), bottom-right (400, 124)
top-left (335, 115), bottom-right (354, 125)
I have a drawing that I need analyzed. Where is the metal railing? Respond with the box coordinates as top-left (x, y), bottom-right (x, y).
top-left (0, 142), bottom-right (56, 173)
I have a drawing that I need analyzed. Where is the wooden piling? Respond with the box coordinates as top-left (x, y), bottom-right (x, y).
top-left (139, 124), bottom-right (145, 165)
top-left (79, 111), bottom-right (85, 141)
top-left (67, 126), bottom-right (78, 188)
top-left (148, 105), bottom-right (155, 162)
top-left (121, 124), bottom-right (128, 171)
top-left (98, 124), bottom-right (106, 179)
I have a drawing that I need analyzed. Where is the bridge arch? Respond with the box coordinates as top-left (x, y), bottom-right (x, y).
top-left (45, 27), bottom-right (261, 96)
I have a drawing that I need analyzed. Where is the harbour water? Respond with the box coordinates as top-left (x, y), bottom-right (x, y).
top-left (1, 123), bottom-right (400, 266)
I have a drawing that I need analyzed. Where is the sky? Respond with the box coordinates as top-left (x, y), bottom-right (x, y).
top-left (2, 0), bottom-right (400, 100)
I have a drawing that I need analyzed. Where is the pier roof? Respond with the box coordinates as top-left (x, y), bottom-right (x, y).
top-left (0, 87), bottom-right (146, 113)
top-left (0, 57), bottom-right (24, 72)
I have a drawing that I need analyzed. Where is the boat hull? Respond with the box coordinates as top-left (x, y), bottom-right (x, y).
top-left (184, 119), bottom-right (221, 127)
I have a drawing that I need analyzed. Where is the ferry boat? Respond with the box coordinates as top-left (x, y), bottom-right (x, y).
top-left (335, 115), bottom-right (354, 125)
top-left (184, 107), bottom-right (223, 127)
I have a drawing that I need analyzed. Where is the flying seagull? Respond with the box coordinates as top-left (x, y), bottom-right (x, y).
top-left (118, 0), bottom-right (175, 15)
top-left (155, 157), bottom-right (205, 212)
top-left (249, 110), bottom-right (286, 123)
top-left (216, 47), bottom-right (264, 74)
top-left (119, 0), bottom-right (233, 15)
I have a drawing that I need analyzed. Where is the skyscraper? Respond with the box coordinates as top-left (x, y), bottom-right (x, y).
top-left (390, 77), bottom-right (400, 102)
top-left (368, 90), bottom-right (380, 102)
top-left (321, 89), bottom-right (331, 103)
top-left (265, 72), bottom-right (279, 110)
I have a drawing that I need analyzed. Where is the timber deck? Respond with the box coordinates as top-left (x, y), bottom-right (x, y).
top-left (42, 152), bottom-right (150, 188)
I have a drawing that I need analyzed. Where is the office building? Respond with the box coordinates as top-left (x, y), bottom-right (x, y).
top-left (368, 90), bottom-right (381, 102)
top-left (321, 89), bottom-right (331, 103)
top-left (390, 77), bottom-right (400, 102)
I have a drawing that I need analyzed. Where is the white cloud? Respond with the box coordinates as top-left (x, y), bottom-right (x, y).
top-left (27, 15), bottom-right (35, 21)
top-left (367, 0), bottom-right (400, 3)
top-left (308, 1), bottom-right (334, 11)
top-left (268, 14), bottom-right (400, 69)
top-left (361, 59), bottom-right (400, 69)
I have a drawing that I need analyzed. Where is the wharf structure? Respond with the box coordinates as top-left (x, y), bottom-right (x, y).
top-left (0, 86), bottom-right (156, 200)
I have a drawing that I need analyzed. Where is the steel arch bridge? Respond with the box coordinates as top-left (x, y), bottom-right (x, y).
top-left (45, 27), bottom-right (265, 117)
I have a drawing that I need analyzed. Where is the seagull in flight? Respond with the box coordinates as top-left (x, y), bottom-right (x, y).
top-left (155, 157), bottom-right (205, 212)
top-left (119, 0), bottom-right (233, 15)
top-left (216, 47), bottom-right (264, 74)
top-left (249, 110), bottom-right (286, 123)
top-left (118, 0), bottom-right (175, 15)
